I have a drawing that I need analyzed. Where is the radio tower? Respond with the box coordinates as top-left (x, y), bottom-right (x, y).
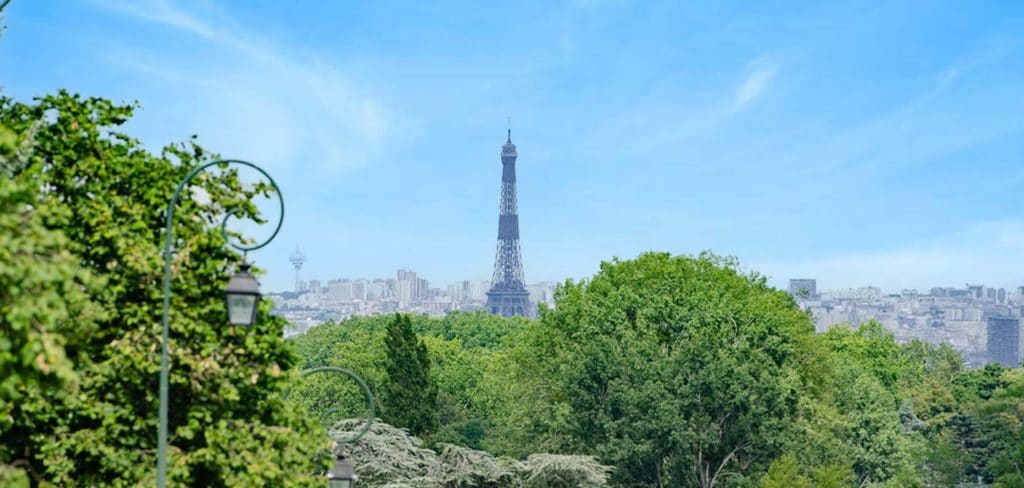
top-left (288, 246), bottom-right (306, 292)
top-left (485, 128), bottom-right (533, 318)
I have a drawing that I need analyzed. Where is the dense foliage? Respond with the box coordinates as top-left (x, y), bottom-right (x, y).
top-left (292, 253), bottom-right (1024, 487)
top-left (383, 314), bottom-right (438, 435)
top-left (0, 93), bottom-right (329, 486)
top-left (514, 253), bottom-right (814, 486)
top-left (289, 311), bottom-right (522, 451)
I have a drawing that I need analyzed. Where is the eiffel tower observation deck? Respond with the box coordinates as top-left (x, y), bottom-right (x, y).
top-left (486, 129), bottom-right (533, 318)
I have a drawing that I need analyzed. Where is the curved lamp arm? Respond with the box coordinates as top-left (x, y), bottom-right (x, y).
top-left (285, 366), bottom-right (377, 445)
top-left (157, 159), bottom-right (283, 488)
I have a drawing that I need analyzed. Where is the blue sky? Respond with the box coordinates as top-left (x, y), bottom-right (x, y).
top-left (2, 1), bottom-right (1023, 293)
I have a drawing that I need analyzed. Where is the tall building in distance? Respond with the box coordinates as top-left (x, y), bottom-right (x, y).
top-left (789, 279), bottom-right (817, 299)
top-left (352, 279), bottom-right (367, 301)
top-left (395, 269), bottom-right (428, 306)
top-left (987, 316), bottom-right (1021, 367)
top-left (486, 129), bottom-right (533, 318)
top-left (289, 246), bottom-right (307, 292)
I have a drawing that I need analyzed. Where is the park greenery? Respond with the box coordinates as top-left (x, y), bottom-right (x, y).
top-left (0, 93), bottom-right (330, 486)
top-left (1, 13), bottom-right (1023, 486)
top-left (291, 256), bottom-right (1024, 487)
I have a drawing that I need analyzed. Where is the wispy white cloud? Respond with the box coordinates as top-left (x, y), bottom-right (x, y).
top-left (783, 41), bottom-right (1023, 180)
top-left (734, 60), bottom-right (778, 110)
top-left (95, 0), bottom-right (225, 43)
top-left (90, 0), bottom-right (395, 175)
top-left (580, 54), bottom-right (780, 164)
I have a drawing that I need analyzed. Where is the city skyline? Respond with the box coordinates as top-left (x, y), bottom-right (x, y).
top-left (270, 270), bottom-right (1024, 367)
top-left (272, 263), bottom-right (556, 297)
top-left (790, 278), bottom-right (1024, 368)
top-left (269, 264), bottom-right (559, 335)
top-left (3, 1), bottom-right (1022, 292)
top-left (273, 255), bottom-right (1024, 298)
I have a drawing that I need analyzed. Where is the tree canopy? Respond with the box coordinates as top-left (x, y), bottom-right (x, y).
top-left (498, 252), bottom-right (818, 487)
top-left (289, 253), bottom-right (1024, 488)
top-left (383, 314), bottom-right (438, 436)
top-left (0, 93), bottom-right (329, 486)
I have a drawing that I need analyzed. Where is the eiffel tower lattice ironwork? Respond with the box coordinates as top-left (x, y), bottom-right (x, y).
top-left (486, 129), bottom-right (533, 318)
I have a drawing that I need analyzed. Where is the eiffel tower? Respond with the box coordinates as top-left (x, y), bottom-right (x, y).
top-left (486, 129), bottom-right (533, 318)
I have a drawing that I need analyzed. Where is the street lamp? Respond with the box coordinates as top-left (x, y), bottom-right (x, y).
top-left (327, 455), bottom-right (358, 488)
top-left (157, 159), bottom-right (283, 488)
top-left (285, 367), bottom-right (375, 488)
top-left (225, 262), bottom-right (261, 327)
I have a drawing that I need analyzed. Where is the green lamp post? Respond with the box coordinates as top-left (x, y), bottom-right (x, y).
top-left (287, 367), bottom-right (375, 488)
top-left (157, 159), bottom-right (283, 488)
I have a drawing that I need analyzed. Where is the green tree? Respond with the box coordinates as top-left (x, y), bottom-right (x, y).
top-left (285, 254), bottom-right (1024, 487)
top-left (431, 311), bottom-right (528, 349)
top-left (821, 321), bottom-right (912, 395)
top-left (289, 314), bottom-right (515, 450)
top-left (799, 323), bottom-right (924, 485)
top-left (288, 325), bottom-right (386, 428)
top-left (809, 464), bottom-right (854, 488)
top-left (761, 454), bottom-right (812, 488)
top-left (500, 252), bottom-right (818, 487)
top-left (0, 92), bottom-right (328, 485)
top-left (953, 362), bottom-right (1009, 403)
top-left (975, 369), bottom-right (1024, 487)
top-left (419, 334), bottom-right (491, 449)
top-left (0, 134), bottom-right (103, 486)
top-left (383, 314), bottom-right (438, 436)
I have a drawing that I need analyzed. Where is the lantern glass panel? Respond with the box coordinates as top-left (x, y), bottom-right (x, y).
top-left (226, 294), bottom-right (257, 326)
